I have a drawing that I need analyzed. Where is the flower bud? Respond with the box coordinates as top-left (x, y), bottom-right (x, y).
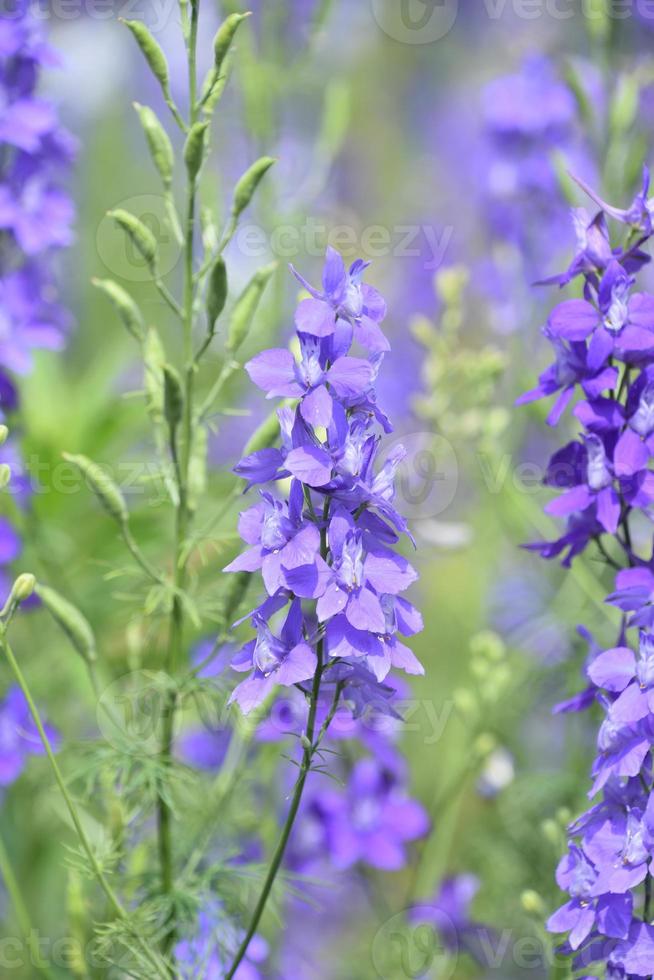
top-left (10, 573), bottom-right (36, 604)
top-left (108, 209), bottom-right (157, 269)
top-left (133, 102), bottom-right (174, 189)
top-left (0, 426), bottom-right (8, 447)
top-left (206, 257), bottom-right (228, 335)
top-left (163, 364), bottom-right (184, 431)
top-left (231, 157), bottom-right (275, 220)
top-left (143, 328), bottom-right (165, 422)
top-left (122, 20), bottom-right (171, 100)
top-left (227, 261), bottom-right (277, 353)
top-left (36, 584), bottom-right (97, 664)
top-left (213, 12), bottom-right (250, 75)
top-left (184, 121), bottom-right (209, 182)
top-left (0, 464), bottom-right (11, 489)
top-left (521, 890), bottom-right (545, 917)
top-left (473, 733), bottom-right (496, 759)
top-left (63, 453), bottom-right (128, 525)
top-left (92, 278), bottom-right (145, 342)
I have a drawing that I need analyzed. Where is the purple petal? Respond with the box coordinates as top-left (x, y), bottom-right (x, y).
top-left (587, 646), bottom-right (635, 692)
top-left (276, 643), bottom-right (317, 686)
top-left (284, 446), bottom-right (332, 487)
top-left (345, 588), bottom-right (386, 633)
top-left (300, 384), bottom-right (333, 427)
top-left (548, 299), bottom-right (598, 340)
top-left (326, 357), bottom-right (373, 398)
top-left (295, 298), bottom-right (336, 337)
top-left (245, 348), bottom-right (301, 398)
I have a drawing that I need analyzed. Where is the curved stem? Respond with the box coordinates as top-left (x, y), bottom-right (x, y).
top-left (0, 634), bottom-right (170, 979)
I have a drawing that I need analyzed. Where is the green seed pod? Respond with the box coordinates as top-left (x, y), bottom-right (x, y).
top-left (201, 51), bottom-right (233, 115)
top-left (133, 102), bottom-right (174, 189)
top-left (163, 364), bottom-right (184, 431)
top-left (227, 261), bottom-right (277, 353)
top-left (63, 453), bottom-right (129, 525)
top-left (143, 328), bottom-right (165, 421)
top-left (10, 573), bottom-right (36, 604)
top-left (0, 425), bottom-right (8, 447)
top-left (36, 584), bottom-right (97, 664)
top-left (184, 121), bottom-right (209, 182)
top-left (206, 257), bottom-right (228, 334)
top-left (92, 277), bottom-right (145, 342)
top-left (231, 156), bottom-right (275, 220)
top-left (213, 12), bottom-right (250, 75)
top-left (121, 20), bottom-right (171, 99)
top-left (0, 464), bottom-right (11, 489)
top-left (108, 209), bottom-right (157, 268)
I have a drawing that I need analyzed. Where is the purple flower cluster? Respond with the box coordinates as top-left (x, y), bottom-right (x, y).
top-left (225, 247), bottom-right (424, 716)
top-left (521, 170), bottom-right (654, 975)
top-left (0, 3), bottom-right (74, 601)
top-left (0, 0), bottom-right (74, 385)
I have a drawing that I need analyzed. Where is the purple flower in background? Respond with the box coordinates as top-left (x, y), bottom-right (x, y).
top-left (0, 2), bottom-right (74, 373)
top-left (0, 685), bottom-right (59, 785)
top-left (523, 168), bottom-right (654, 973)
top-left (175, 898), bottom-right (268, 980)
top-left (411, 874), bottom-right (494, 965)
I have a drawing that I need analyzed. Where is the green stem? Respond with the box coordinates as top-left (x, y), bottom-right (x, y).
top-left (0, 634), bottom-right (170, 979)
top-left (225, 639), bottom-right (326, 980)
top-left (156, 0), bottom-right (201, 956)
top-left (0, 832), bottom-right (58, 979)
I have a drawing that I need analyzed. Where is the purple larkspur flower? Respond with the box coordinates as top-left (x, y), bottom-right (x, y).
top-left (175, 898), bottom-right (268, 980)
top-left (0, 685), bottom-right (59, 785)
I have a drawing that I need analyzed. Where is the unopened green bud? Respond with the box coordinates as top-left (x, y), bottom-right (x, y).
top-left (469, 629), bottom-right (505, 662)
top-left (473, 733), bottom-right (496, 759)
top-left (213, 12), bottom-right (250, 75)
top-left (231, 157), bottom-right (275, 220)
top-left (11, 573), bottom-right (36, 604)
top-left (163, 364), bottom-right (184, 431)
top-left (63, 453), bottom-right (128, 525)
top-left (0, 464), bottom-right (11, 489)
top-left (521, 890), bottom-right (545, 917)
top-left (556, 807), bottom-right (572, 827)
top-left (184, 121), bottom-right (209, 182)
top-left (108, 209), bottom-right (157, 268)
top-left (122, 20), bottom-right (171, 99)
top-left (541, 818), bottom-right (561, 847)
top-left (300, 734), bottom-right (312, 751)
top-left (0, 426), bottom-right (8, 446)
top-left (133, 102), bottom-right (174, 189)
top-left (36, 584), bottom-right (97, 664)
top-left (92, 278), bottom-right (144, 342)
top-left (452, 687), bottom-right (477, 720)
top-left (206, 257), bottom-right (228, 335)
top-left (227, 261), bottom-right (277, 353)
top-left (436, 265), bottom-right (468, 307)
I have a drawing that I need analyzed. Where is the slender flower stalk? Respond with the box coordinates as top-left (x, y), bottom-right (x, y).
top-left (222, 247), bottom-right (425, 973)
top-left (521, 168), bottom-right (654, 976)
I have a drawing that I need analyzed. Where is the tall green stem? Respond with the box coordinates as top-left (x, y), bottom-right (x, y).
top-left (156, 0), bottom-right (200, 956)
top-left (225, 640), bottom-right (326, 980)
